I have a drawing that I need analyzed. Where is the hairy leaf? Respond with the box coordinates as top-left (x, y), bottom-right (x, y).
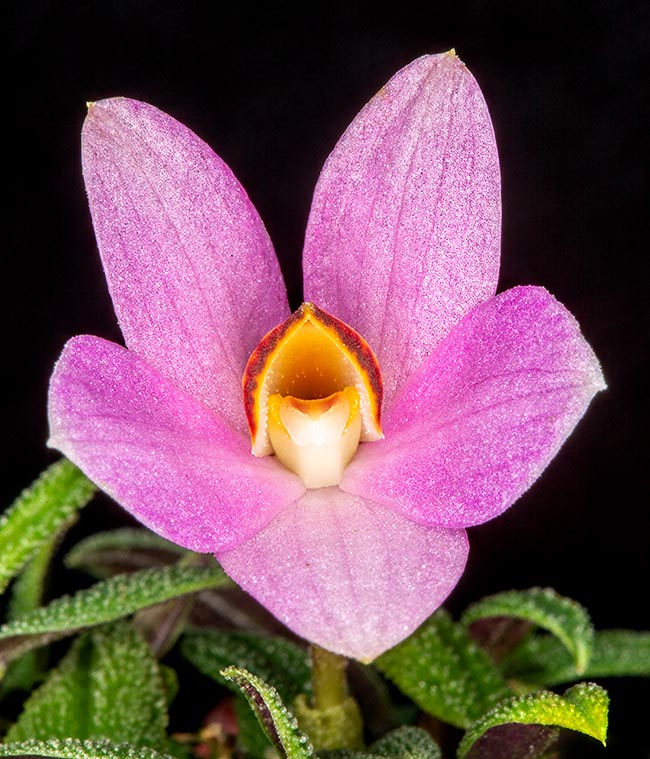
top-left (0, 563), bottom-right (228, 666)
top-left (316, 727), bottom-right (442, 759)
top-left (504, 629), bottom-right (650, 686)
top-left (221, 666), bottom-right (314, 759)
top-left (0, 533), bottom-right (62, 695)
top-left (234, 695), bottom-right (274, 758)
top-left (182, 629), bottom-right (310, 702)
top-left (457, 682), bottom-right (609, 758)
top-left (6, 622), bottom-right (168, 746)
top-left (462, 588), bottom-right (594, 674)
top-left (0, 738), bottom-right (177, 759)
top-left (456, 724), bottom-right (560, 759)
top-left (189, 629), bottom-right (311, 759)
top-left (370, 726), bottom-right (442, 759)
top-left (376, 610), bottom-right (510, 728)
top-left (0, 459), bottom-right (96, 593)
top-left (464, 617), bottom-right (532, 663)
top-left (135, 597), bottom-right (195, 659)
top-left (65, 528), bottom-right (188, 578)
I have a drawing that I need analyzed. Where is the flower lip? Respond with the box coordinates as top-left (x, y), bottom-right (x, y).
top-left (242, 302), bottom-right (383, 459)
top-left (268, 387), bottom-right (363, 488)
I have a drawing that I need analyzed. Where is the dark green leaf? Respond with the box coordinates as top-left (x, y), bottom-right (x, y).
top-left (0, 738), bottom-right (177, 759)
top-left (0, 459), bottom-right (96, 593)
top-left (0, 531), bottom-right (63, 695)
top-left (456, 724), bottom-right (560, 759)
top-left (370, 726), bottom-right (442, 759)
top-left (189, 584), bottom-right (289, 634)
top-left (348, 662), bottom-right (409, 737)
top-left (0, 563), bottom-right (229, 666)
top-left (181, 629), bottom-right (313, 758)
top-left (504, 629), bottom-right (650, 686)
top-left (6, 622), bottom-right (168, 747)
top-left (159, 664), bottom-right (179, 706)
top-left (65, 528), bottom-right (188, 579)
top-left (317, 727), bottom-right (442, 759)
top-left (8, 533), bottom-right (61, 620)
top-left (462, 588), bottom-right (594, 674)
top-left (464, 617), bottom-right (532, 664)
top-left (376, 610), bottom-right (510, 728)
top-left (135, 597), bottom-right (195, 658)
top-left (234, 694), bottom-right (274, 758)
top-left (221, 666), bottom-right (314, 759)
top-left (181, 629), bottom-right (310, 702)
top-left (457, 682), bottom-right (609, 758)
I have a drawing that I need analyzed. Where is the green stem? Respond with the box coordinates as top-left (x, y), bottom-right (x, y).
top-left (294, 645), bottom-right (363, 750)
top-left (311, 644), bottom-right (349, 710)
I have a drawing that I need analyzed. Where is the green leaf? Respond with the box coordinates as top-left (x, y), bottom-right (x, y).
top-left (459, 724), bottom-right (560, 759)
top-left (8, 533), bottom-right (61, 621)
top-left (0, 563), bottom-right (229, 666)
top-left (462, 587), bottom-right (594, 674)
top-left (234, 695), bottom-right (275, 759)
top-left (504, 629), bottom-right (650, 686)
top-left (135, 597), bottom-right (195, 659)
top-left (376, 610), bottom-right (510, 728)
top-left (0, 459), bottom-right (96, 593)
top-left (370, 726), bottom-right (442, 759)
top-left (159, 664), bottom-right (179, 707)
top-left (0, 532), bottom-right (62, 695)
top-left (181, 629), bottom-right (311, 702)
top-left (6, 622), bottom-right (168, 747)
top-left (316, 727), bottom-right (442, 759)
top-left (221, 665), bottom-right (314, 759)
top-left (457, 682), bottom-right (609, 758)
top-left (183, 633), bottom-right (309, 759)
top-left (0, 738), bottom-right (177, 759)
top-left (65, 528), bottom-right (188, 579)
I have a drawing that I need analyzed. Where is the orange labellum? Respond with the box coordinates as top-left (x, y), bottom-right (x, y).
top-left (243, 303), bottom-right (383, 461)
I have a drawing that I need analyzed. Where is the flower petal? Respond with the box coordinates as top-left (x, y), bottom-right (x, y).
top-left (48, 336), bottom-right (305, 552)
top-left (82, 98), bottom-right (289, 432)
top-left (218, 488), bottom-right (468, 661)
top-left (303, 52), bottom-right (501, 403)
top-left (341, 287), bottom-right (605, 528)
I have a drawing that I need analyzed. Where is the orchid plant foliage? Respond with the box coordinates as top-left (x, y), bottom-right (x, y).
top-left (46, 51), bottom-right (605, 662)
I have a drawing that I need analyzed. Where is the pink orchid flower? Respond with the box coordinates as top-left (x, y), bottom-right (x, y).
top-left (48, 52), bottom-right (604, 661)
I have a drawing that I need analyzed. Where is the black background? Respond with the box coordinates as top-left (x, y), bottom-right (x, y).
top-left (5, 2), bottom-right (649, 756)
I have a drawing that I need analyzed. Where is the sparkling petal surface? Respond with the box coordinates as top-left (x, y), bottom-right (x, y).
top-left (82, 98), bottom-right (289, 432)
top-left (218, 488), bottom-right (469, 660)
top-left (48, 335), bottom-right (305, 552)
top-left (342, 287), bottom-right (605, 528)
top-left (303, 52), bottom-right (501, 404)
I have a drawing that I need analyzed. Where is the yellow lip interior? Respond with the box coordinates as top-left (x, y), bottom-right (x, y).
top-left (242, 303), bottom-right (383, 487)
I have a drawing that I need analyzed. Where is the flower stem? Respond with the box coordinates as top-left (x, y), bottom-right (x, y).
top-left (293, 645), bottom-right (364, 750)
top-left (311, 644), bottom-right (349, 710)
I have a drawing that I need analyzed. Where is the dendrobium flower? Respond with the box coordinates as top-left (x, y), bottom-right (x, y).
top-left (48, 52), bottom-right (605, 661)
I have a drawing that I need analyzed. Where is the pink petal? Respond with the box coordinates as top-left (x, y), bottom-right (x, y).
top-left (48, 336), bottom-right (304, 552)
top-left (342, 287), bottom-right (605, 528)
top-left (82, 98), bottom-right (289, 433)
top-left (303, 53), bottom-right (501, 404)
top-left (218, 488), bottom-right (468, 661)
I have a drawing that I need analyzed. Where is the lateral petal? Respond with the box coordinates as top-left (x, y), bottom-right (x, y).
top-left (48, 336), bottom-right (304, 552)
top-left (342, 287), bottom-right (605, 527)
top-left (82, 98), bottom-right (289, 432)
top-left (218, 488), bottom-right (468, 661)
top-left (303, 52), bottom-right (501, 404)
